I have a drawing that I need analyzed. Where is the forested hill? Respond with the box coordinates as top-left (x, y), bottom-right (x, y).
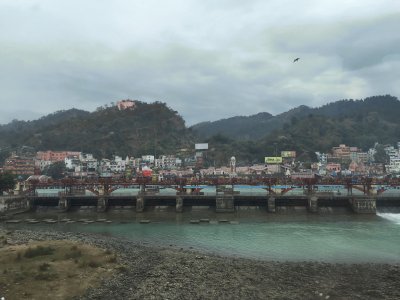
top-left (202, 95), bottom-right (400, 166)
top-left (192, 95), bottom-right (400, 140)
top-left (191, 107), bottom-right (312, 140)
top-left (0, 102), bottom-right (194, 158)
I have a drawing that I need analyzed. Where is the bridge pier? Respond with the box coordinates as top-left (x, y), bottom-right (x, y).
top-left (216, 187), bottom-right (235, 213)
top-left (308, 196), bottom-right (318, 213)
top-left (97, 196), bottom-right (108, 212)
top-left (350, 197), bottom-right (376, 214)
top-left (267, 197), bottom-right (276, 213)
top-left (58, 195), bottom-right (70, 211)
top-left (176, 195), bottom-right (183, 213)
top-left (136, 195), bottom-right (145, 212)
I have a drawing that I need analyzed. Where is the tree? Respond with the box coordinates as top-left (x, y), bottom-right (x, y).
top-left (0, 173), bottom-right (15, 193)
top-left (43, 161), bottom-right (66, 180)
top-left (374, 144), bottom-right (389, 164)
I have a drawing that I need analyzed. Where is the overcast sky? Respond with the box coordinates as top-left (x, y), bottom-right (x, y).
top-left (1, 0), bottom-right (399, 125)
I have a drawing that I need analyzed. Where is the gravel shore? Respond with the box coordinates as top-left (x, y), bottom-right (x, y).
top-left (1, 226), bottom-right (399, 300)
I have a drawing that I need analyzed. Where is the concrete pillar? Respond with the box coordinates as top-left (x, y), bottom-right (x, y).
top-left (308, 196), bottom-right (318, 213)
top-left (58, 195), bottom-right (70, 211)
top-left (350, 197), bottom-right (376, 214)
top-left (267, 197), bottom-right (276, 213)
top-left (176, 195), bottom-right (183, 213)
top-left (216, 187), bottom-right (235, 213)
top-left (216, 197), bottom-right (234, 212)
top-left (136, 195), bottom-right (145, 212)
top-left (97, 196), bottom-right (108, 212)
top-left (24, 197), bottom-right (34, 211)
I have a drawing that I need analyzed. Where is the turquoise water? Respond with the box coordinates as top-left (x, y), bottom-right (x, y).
top-left (3, 210), bottom-right (400, 263)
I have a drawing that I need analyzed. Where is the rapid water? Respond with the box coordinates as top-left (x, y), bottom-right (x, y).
top-left (3, 209), bottom-right (400, 263)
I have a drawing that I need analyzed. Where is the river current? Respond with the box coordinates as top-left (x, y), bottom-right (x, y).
top-left (4, 208), bottom-right (400, 263)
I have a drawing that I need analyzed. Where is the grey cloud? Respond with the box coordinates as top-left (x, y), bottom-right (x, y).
top-left (0, 1), bottom-right (399, 126)
top-left (265, 13), bottom-right (400, 71)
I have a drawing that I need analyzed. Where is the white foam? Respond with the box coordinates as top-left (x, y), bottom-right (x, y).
top-left (377, 213), bottom-right (400, 225)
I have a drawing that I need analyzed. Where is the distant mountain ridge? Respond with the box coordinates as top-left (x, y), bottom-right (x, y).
top-left (191, 95), bottom-right (400, 140)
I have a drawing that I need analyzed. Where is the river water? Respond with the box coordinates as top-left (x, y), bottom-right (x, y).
top-left (3, 208), bottom-right (400, 263)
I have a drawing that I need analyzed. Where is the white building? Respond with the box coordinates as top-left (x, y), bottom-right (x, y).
top-left (35, 159), bottom-right (53, 171)
top-left (142, 155), bottom-right (155, 164)
top-left (386, 158), bottom-right (400, 174)
top-left (109, 156), bottom-right (126, 173)
top-left (65, 155), bottom-right (81, 171)
top-left (155, 155), bottom-right (181, 169)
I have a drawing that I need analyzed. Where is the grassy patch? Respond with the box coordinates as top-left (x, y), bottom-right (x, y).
top-left (38, 262), bottom-right (51, 272)
top-left (65, 249), bottom-right (82, 260)
top-left (34, 272), bottom-right (58, 281)
top-left (0, 240), bottom-right (118, 299)
top-left (79, 260), bottom-right (102, 268)
top-left (24, 245), bottom-right (55, 258)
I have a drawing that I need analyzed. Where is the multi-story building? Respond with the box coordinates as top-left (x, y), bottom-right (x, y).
top-left (109, 156), bottom-right (126, 173)
top-left (386, 158), bottom-right (400, 174)
top-left (142, 155), bottom-right (155, 165)
top-left (35, 160), bottom-right (53, 171)
top-left (3, 155), bottom-right (35, 176)
top-left (331, 144), bottom-right (351, 160)
top-left (36, 151), bottom-right (81, 162)
top-left (64, 155), bottom-right (81, 170)
top-left (326, 163), bottom-right (341, 173)
top-left (155, 155), bottom-right (182, 169)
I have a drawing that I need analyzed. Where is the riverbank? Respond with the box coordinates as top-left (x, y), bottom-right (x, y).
top-left (1, 227), bottom-right (399, 300)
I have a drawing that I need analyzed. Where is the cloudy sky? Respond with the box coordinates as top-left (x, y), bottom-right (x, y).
top-left (1, 0), bottom-right (399, 125)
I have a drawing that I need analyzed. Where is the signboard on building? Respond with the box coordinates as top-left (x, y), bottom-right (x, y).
top-left (265, 157), bottom-right (283, 164)
top-left (195, 143), bottom-right (209, 150)
top-left (281, 151), bottom-right (296, 158)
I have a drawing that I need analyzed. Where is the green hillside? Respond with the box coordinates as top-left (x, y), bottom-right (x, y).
top-left (0, 101), bottom-right (194, 159)
top-left (202, 95), bottom-right (400, 166)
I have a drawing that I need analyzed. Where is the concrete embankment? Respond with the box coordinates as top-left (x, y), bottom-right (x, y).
top-left (0, 227), bottom-right (399, 300)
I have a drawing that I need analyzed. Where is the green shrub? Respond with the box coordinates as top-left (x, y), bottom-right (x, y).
top-left (15, 252), bottom-right (22, 261)
top-left (24, 246), bottom-right (55, 258)
top-left (88, 260), bottom-right (100, 268)
top-left (107, 255), bottom-right (117, 263)
top-left (35, 272), bottom-right (57, 281)
top-left (38, 263), bottom-right (50, 272)
top-left (64, 250), bottom-right (82, 259)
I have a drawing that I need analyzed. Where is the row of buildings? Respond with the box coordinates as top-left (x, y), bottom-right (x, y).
top-left (1, 142), bottom-right (399, 179)
top-left (0, 150), bottom-right (184, 179)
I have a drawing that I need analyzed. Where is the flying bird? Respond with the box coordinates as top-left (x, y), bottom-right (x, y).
top-left (293, 58), bottom-right (300, 63)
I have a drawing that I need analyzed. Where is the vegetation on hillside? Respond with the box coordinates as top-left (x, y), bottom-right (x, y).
top-left (0, 95), bottom-right (399, 167)
top-left (202, 95), bottom-right (400, 166)
top-left (0, 101), bottom-right (194, 159)
top-left (0, 173), bottom-right (15, 193)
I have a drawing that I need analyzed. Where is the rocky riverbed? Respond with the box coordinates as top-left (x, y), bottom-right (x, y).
top-left (1, 226), bottom-right (399, 300)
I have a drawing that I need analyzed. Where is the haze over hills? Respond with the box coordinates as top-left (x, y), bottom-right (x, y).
top-left (0, 95), bottom-right (399, 166)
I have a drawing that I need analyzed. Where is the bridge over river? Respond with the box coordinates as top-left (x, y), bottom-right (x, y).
top-left (4, 178), bottom-right (400, 215)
